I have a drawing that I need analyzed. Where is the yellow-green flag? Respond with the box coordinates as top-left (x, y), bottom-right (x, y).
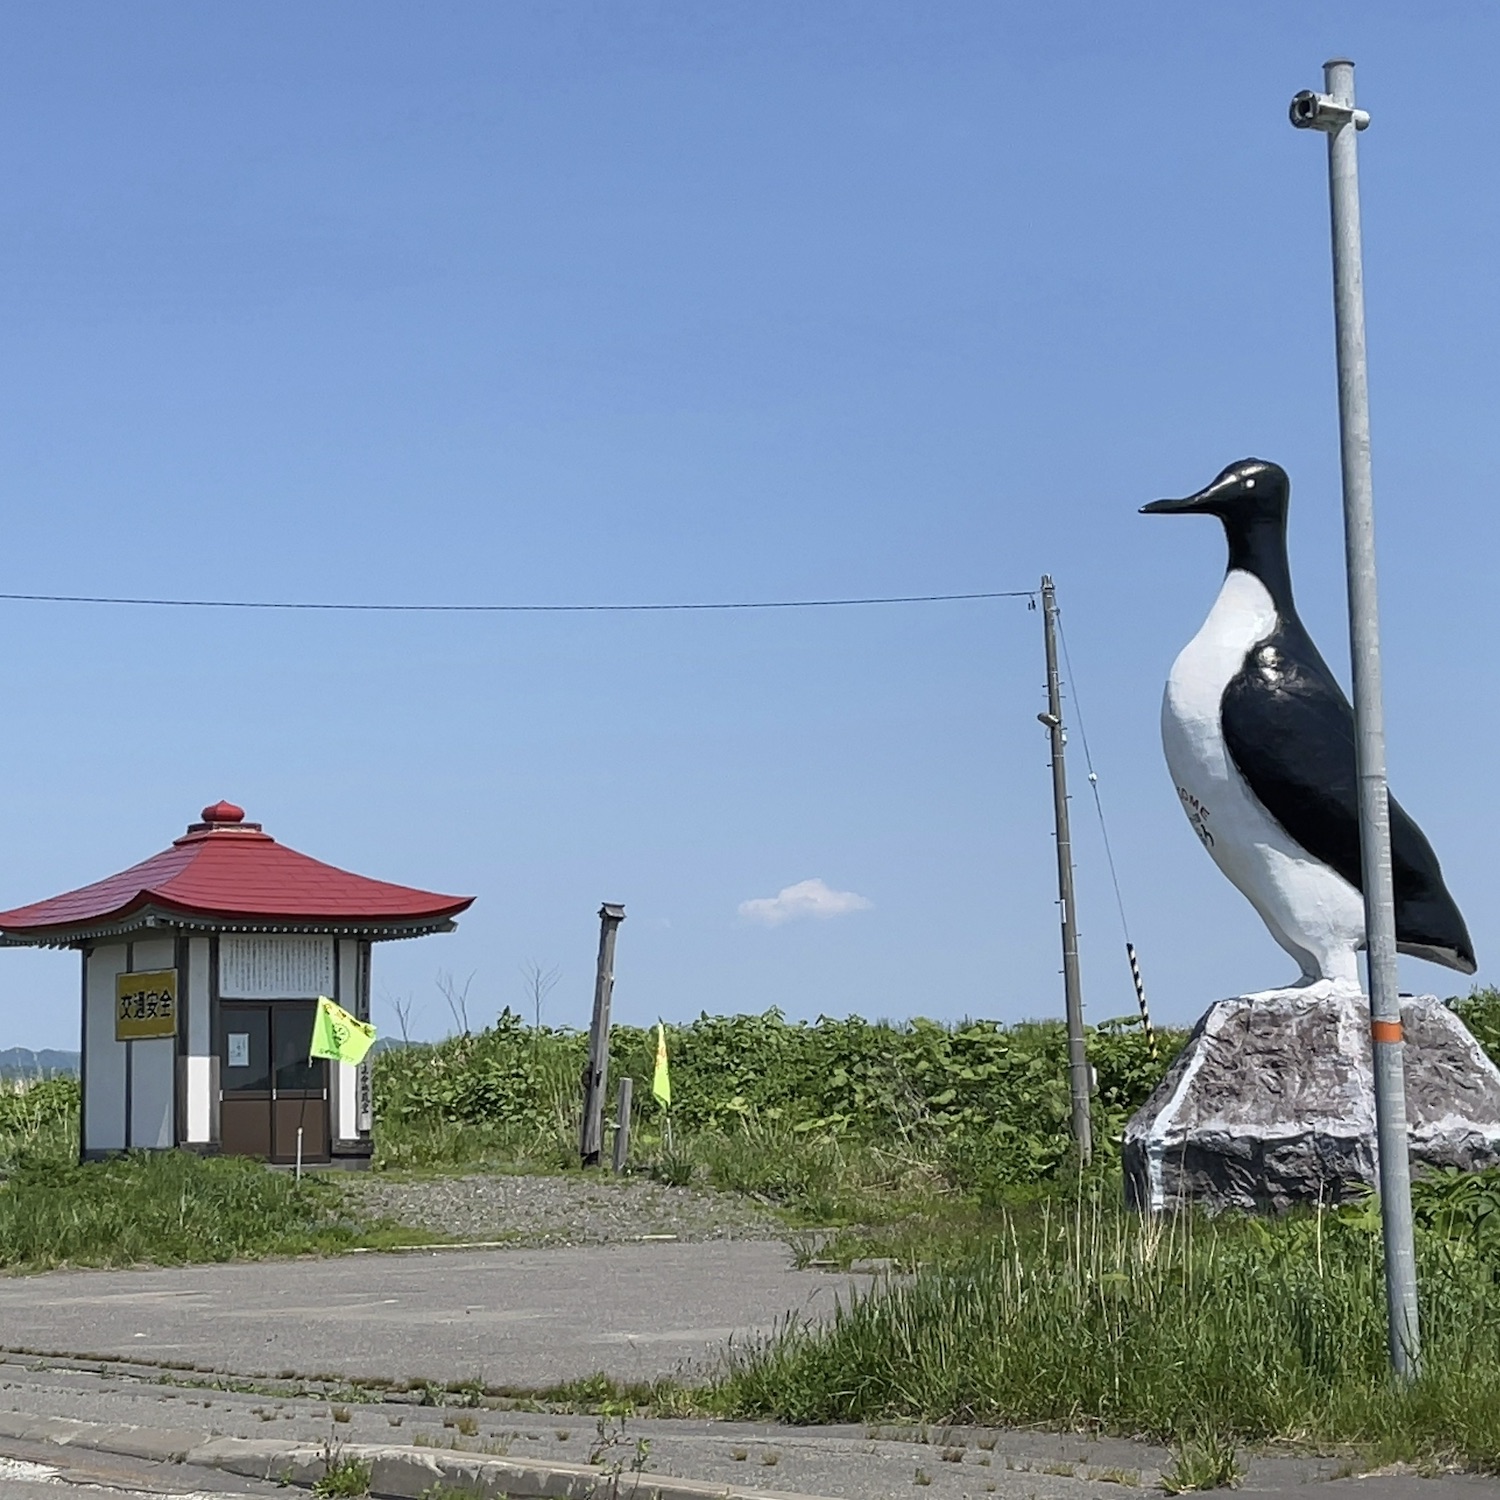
top-left (652, 1022), bottom-right (671, 1108)
top-left (310, 995), bottom-right (377, 1066)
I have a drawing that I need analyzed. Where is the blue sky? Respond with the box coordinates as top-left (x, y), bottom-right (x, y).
top-left (0, 3), bottom-right (1495, 1047)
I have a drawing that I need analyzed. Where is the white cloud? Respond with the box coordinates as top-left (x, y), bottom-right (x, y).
top-left (737, 878), bottom-right (873, 927)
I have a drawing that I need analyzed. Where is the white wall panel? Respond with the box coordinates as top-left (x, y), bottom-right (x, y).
top-left (186, 937), bottom-right (212, 1143)
top-left (84, 946), bottom-right (128, 1152)
top-left (128, 936), bottom-right (177, 1150)
top-left (131, 936), bottom-right (176, 974)
top-left (130, 1038), bottom-right (175, 1149)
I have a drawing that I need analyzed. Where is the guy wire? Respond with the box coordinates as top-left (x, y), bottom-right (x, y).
top-left (1056, 605), bottom-right (1159, 1061)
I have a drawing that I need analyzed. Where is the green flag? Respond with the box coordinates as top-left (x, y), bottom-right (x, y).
top-left (310, 995), bottom-right (376, 1065)
top-left (652, 1022), bottom-right (671, 1108)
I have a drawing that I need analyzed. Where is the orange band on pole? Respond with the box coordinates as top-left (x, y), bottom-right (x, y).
top-left (1371, 1019), bottom-right (1403, 1045)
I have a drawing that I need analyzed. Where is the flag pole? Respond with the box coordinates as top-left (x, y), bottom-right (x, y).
top-left (1290, 59), bottom-right (1420, 1379)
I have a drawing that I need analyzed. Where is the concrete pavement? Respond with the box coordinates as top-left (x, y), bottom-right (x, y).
top-left (0, 1354), bottom-right (1495, 1499)
top-left (0, 1244), bottom-right (1497, 1498)
top-left (0, 1440), bottom-right (285, 1500)
top-left (0, 1241), bottom-right (868, 1389)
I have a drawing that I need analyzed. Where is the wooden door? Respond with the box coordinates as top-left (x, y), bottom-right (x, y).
top-left (219, 1003), bottom-right (272, 1157)
top-left (270, 1001), bottom-right (329, 1164)
top-left (217, 1001), bottom-right (329, 1162)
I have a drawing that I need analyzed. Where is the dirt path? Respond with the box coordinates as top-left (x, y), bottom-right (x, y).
top-left (344, 1169), bottom-right (783, 1248)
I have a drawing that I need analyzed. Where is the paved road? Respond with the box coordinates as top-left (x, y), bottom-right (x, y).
top-left (3, 1248), bottom-right (1498, 1498)
top-left (0, 1355), bottom-right (1496, 1500)
top-left (0, 1446), bottom-right (283, 1500)
top-left (0, 1241), bottom-right (868, 1388)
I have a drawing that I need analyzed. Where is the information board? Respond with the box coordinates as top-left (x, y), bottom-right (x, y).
top-left (219, 935), bottom-right (334, 999)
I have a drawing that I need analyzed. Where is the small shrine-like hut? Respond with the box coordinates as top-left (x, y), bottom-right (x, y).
top-left (0, 801), bottom-right (472, 1166)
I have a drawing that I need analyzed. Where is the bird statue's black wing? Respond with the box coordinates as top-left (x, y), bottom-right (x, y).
top-left (1219, 617), bottom-right (1476, 974)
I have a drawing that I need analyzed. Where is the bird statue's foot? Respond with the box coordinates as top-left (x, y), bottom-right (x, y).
top-left (1244, 974), bottom-right (1364, 1003)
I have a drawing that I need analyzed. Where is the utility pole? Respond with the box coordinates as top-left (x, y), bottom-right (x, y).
top-left (580, 902), bottom-right (625, 1168)
top-left (1039, 576), bottom-right (1091, 1165)
top-left (1291, 59), bottom-right (1419, 1377)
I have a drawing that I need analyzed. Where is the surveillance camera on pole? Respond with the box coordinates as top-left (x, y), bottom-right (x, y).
top-left (1290, 57), bottom-right (1421, 1379)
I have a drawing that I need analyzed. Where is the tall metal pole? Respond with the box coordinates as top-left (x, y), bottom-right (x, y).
top-left (1039, 576), bottom-right (1091, 1165)
top-left (580, 902), bottom-right (625, 1168)
top-left (1291, 59), bottom-right (1419, 1377)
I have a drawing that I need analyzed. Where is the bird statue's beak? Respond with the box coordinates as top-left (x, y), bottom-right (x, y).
top-left (1140, 480), bottom-right (1220, 516)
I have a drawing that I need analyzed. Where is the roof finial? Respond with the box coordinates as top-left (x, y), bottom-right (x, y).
top-left (200, 800), bottom-right (245, 825)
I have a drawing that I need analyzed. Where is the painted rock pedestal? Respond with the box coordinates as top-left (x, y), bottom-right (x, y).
top-left (1124, 987), bottom-right (1500, 1213)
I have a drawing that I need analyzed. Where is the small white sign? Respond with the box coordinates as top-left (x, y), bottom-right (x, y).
top-left (227, 1032), bottom-right (251, 1068)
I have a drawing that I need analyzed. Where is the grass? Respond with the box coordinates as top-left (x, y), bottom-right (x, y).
top-left (709, 1186), bottom-right (1500, 1472)
top-left (312, 1449), bottom-right (371, 1499)
top-left (0, 1072), bottom-right (445, 1271)
top-left (0, 1149), bottom-right (441, 1271)
top-left (1162, 1434), bottom-right (1244, 1493)
top-left (3, 997), bottom-right (1499, 1476)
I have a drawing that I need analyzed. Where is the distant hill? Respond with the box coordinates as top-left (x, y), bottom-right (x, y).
top-left (0, 1048), bottom-right (79, 1077)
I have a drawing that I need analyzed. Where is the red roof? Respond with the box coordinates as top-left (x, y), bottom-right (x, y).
top-left (0, 801), bottom-right (473, 942)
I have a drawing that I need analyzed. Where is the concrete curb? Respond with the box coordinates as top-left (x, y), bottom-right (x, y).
top-left (0, 1409), bottom-right (840, 1500)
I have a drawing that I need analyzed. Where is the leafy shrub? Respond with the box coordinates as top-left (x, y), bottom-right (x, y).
top-left (1451, 987), bottom-right (1500, 1065)
top-left (0, 1075), bottom-right (80, 1170)
top-left (374, 1006), bottom-right (1185, 1191)
top-left (370, 986), bottom-right (1500, 1199)
top-left (1409, 1166), bottom-right (1500, 1254)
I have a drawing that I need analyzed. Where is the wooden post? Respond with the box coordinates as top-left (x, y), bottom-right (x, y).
top-left (611, 1076), bottom-right (633, 1174)
top-left (580, 903), bottom-right (625, 1167)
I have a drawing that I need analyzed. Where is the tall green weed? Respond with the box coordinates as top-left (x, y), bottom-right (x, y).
top-left (713, 1193), bottom-right (1500, 1468)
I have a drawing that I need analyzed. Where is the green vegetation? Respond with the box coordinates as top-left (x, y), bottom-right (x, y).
top-left (375, 990), bottom-right (1500, 1217)
top-left (692, 991), bottom-right (1500, 1469)
top-left (373, 1005), bottom-right (1183, 1219)
top-left (0, 1150), bottom-right (422, 1271)
top-left (371, 988), bottom-right (1500, 1471)
top-left (312, 1449), bottom-right (372, 1499)
top-left (5, 988), bottom-right (1500, 1471)
top-left (0, 1075), bottom-right (80, 1170)
top-left (1162, 1434), bottom-right (1245, 1494)
top-left (710, 1175), bottom-right (1500, 1470)
top-left (0, 1074), bottom-right (423, 1271)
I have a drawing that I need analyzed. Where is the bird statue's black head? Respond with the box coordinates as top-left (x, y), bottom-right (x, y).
top-left (1141, 458), bottom-right (1295, 609)
top-left (1140, 457), bottom-right (1289, 524)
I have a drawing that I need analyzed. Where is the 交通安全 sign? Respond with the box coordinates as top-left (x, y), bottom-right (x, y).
top-left (115, 969), bottom-right (178, 1041)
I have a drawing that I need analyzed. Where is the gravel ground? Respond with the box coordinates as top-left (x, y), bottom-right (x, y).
top-left (344, 1171), bottom-right (786, 1246)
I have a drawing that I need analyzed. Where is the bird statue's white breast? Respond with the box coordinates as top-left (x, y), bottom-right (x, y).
top-left (1160, 568), bottom-right (1365, 984)
top-left (1161, 569), bottom-right (1277, 832)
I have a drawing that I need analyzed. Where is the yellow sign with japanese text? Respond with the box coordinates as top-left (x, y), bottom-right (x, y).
top-left (115, 969), bottom-right (178, 1041)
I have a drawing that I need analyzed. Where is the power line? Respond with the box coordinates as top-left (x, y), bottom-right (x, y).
top-left (0, 588), bottom-right (1036, 614)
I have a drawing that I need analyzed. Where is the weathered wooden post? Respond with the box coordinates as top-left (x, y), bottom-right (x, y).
top-left (580, 903), bottom-right (625, 1167)
top-left (611, 1076), bottom-right (633, 1174)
